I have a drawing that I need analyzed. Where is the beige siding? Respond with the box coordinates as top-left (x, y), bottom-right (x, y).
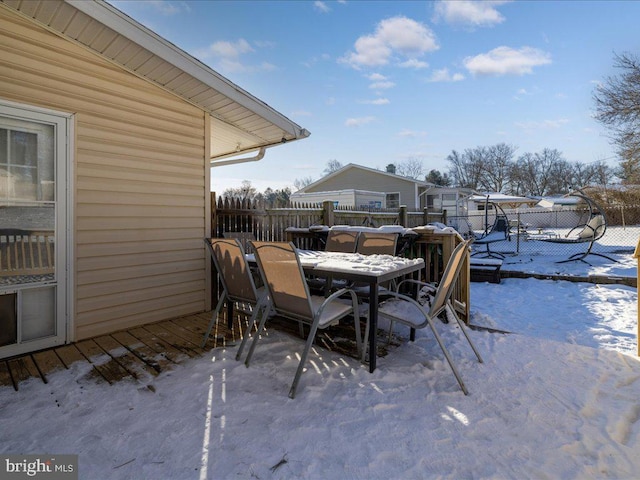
top-left (306, 168), bottom-right (420, 210)
top-left (0, 8), bottom-right (207, 339)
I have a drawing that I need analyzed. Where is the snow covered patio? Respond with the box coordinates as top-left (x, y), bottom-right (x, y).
top-left (0, 250), bottom-right (638, 479)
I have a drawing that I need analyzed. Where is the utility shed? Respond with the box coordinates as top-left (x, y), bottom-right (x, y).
top-left (0, 0), bottom-right (309, 359)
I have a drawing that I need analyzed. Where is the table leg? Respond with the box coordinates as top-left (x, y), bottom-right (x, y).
top-left (368, 280), bottom-right (378, 373)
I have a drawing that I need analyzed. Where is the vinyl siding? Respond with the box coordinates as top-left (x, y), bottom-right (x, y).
top-left (0, 7), bottom-right (207, 339)
top-left (305, 168), bottom-right (421, 210)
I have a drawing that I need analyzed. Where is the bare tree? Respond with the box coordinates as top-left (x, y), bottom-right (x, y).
top-left (594, 52), bottom-right (640, 183)
top-left (395, 158), bottom-right (425, 179)
top-left (293, 176), bottom-right (314, 191)
top-left (222, 180), bottom-right (258, 201)
top-left (323, 159), bottom-right (343, 175)
top-left (481, 143), bottom-right (516, 192)
top-left (447, 149), bottom-right (484, 189)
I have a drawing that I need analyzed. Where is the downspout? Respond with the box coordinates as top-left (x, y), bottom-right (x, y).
top-left (210, 146), bottom-right (266, 167)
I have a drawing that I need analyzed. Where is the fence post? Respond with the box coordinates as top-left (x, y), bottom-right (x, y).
top-left (422, 207), bottom-right (429, 225)
top-left (399, 205), bottom-right (407, 226)
top-left (322, 200), bottom-right (335, 227)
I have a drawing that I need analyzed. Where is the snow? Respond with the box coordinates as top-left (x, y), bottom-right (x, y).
top-left (1, 253), bottom-right (639, 479)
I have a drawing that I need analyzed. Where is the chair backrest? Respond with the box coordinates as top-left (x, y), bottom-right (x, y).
top-left (356, 232), bottom-right (398, 256)
top-left (428, 239), bottom-right (472, 318)
top-left (205, 238), bottom-right (258, 304)
top-left (578, 214), bottom-right (606, 240)
top-left (223, 231), bottom-right (256, 253)
top-left (325, 229), bottom-right (359, 253)
top-left (251, 241), bottom-right (314, 322)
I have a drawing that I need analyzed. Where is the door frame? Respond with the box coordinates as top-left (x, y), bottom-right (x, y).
top-left (0, 98), bottom-right (74, 357)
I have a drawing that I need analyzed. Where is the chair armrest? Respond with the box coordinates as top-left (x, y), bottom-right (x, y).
top-left (396, 278), bottom-right (436, 294)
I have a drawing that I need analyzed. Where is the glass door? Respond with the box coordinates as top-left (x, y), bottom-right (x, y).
top-left (0, 102), bottom-right (69, 358)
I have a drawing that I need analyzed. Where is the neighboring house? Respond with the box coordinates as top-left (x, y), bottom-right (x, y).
top-left (422, 186), bottom-right (475, 218)
top-left (296, 163), bottom-right (433, 211)
top-left (0, 0), bottom-right (308, 359)
top-left (290, 189), bottom-right (387, 208)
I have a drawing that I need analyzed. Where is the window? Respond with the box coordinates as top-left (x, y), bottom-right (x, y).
top-left (386, 192), bottom-right (400, 208)
top-left (0, 122), bottom-right (55, 202)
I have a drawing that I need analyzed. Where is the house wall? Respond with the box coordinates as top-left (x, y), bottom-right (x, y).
top-left (0, 7), bottom-right (207, 339)
top-left (304, 168), bottom-right (421, 209)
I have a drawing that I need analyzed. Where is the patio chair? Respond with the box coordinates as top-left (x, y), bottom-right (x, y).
top-left (374, 238), bottom-right (483, 395)
top-left (307, 228), bottom-right (360, 294)
top-left (536, 191), bottom-right (616, 264)
top-left (201, 238), bottom-right (269, 362)
top-left (245, 241), bottom-right (364, 399)
top-left (325, 228), bottom-right (359, 253)
top-left (355, 231), bottom-right (399, 256)
top-left (472, 212), bottom-right (510, 259)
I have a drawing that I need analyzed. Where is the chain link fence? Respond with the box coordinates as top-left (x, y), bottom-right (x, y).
top-left (448, 205), bottom-right (640, 259)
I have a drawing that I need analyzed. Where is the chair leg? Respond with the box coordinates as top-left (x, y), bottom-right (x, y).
top-left (446, 303), bottom-right (483, 363)
top-left (289, 319), bottom-right (321, 399)
top-left (426, 316), bottom-right (469, 395)
top-left (244, 305), bottom-right (271, 367)
top-left (235, 299), bottom-right (268, 361)
top-left (201, 291), bottom-right (227, 348)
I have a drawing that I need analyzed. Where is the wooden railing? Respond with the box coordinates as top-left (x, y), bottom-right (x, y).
top-left (0, 230), bottom-right (54, 277)
top-left (211, 194), bottom-right (445, 239)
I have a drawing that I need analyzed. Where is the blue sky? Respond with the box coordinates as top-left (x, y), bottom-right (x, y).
top-left (111, 0), bottom-right (640, 193)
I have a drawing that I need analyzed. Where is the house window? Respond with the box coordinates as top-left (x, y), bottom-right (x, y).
top-left (386, 192), bottom-right (400, 208)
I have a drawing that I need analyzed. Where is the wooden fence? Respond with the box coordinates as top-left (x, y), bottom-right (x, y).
top-left (211, 194), bottom-right (445, 240)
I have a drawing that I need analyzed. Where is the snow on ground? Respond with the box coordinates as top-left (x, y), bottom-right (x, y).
top-left (1, 251), bottom-right (639, 479)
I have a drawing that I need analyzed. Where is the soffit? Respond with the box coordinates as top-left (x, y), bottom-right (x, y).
top-left (1, 0), bottom-right (309, 159)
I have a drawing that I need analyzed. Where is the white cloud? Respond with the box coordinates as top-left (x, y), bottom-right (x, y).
top-left (369, 81), bottom-right (396, 90)
top-left (345, 116), bottom-right (376, 127)
top-left (194, 39), bottom-right (277, 74)
top-left (204, 39), bottom-right (253, 58)
top-left (428, 68), bottom-right (465, 82)
top-left (367, 73), bottom-right (388, 81)
top-left (433, 0), bottom-right (510, 27)
top-left (314, 1), bottom-right (331, 13)
top-left (340, 16), bottom-right (439, 69)
top-left (360, 98), bottom-right (390, 105)
top-left (399, 59), bottom-right (429, 69)
top-left (464, 46), bottom-right (551, 76)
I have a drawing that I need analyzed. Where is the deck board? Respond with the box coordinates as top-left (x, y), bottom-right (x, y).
top-left (75, 339), bottom-right (132, 384)
top-left (0, 361), bottom-right (14, 389)
top-left (8, 356), bottom-right (42, 387)
top-left (127, 326), bottom-right (187, 364)
top-left (111, 331), bottom-right (172, 374)
top-left (55, 344), bottom-right (87, 368)
top-left (32, 349), bottom-right (66, 381)
top-left (143, 323), bottom-right (202, 358)
top-left (93, 335), bottom-right (158, 380)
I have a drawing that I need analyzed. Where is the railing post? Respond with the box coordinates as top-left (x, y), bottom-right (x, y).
top-left (399, 205), bottom-right (407, 226)
top-left (322, 200), bottom-right (335, 227)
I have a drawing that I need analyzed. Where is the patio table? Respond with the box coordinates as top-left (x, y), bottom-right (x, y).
top-left (295, 250), bottom-right (425, 372)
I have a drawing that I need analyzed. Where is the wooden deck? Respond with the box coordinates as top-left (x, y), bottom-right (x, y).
top-left (0, 310), bottom-right (371, 392)
top-left (0, 311), bottom-right (241, 391)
